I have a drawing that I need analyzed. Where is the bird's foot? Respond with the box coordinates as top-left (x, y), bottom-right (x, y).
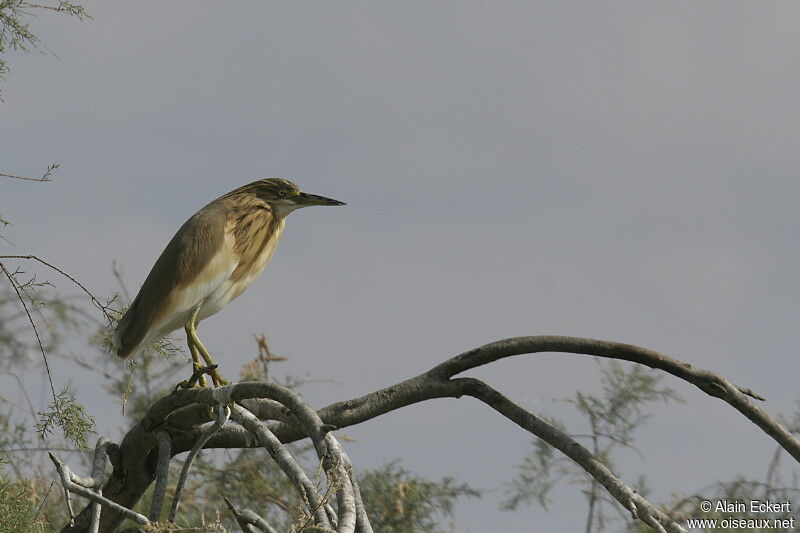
top-left (208, 367), bottom-right (229, 387)
top-left (174, 364), bottom-right (222, 390)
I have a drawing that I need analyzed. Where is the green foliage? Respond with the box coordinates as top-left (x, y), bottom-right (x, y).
top-left (501, 417), bottom-right (562, 511)
top-left (0, 1), bottom-right (89, 98)
top-left (572, 360), bottom-right (682, 448)
top-left (359, 461), bottom-right (480, 533)
top-left (35, 386), bottom-right (94, 449)
top-left (503, 360), bottom-right (682, 530)
top-left (0, 458), bottom-right (42, 533)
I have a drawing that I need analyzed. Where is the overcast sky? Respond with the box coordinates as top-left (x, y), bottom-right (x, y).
top-left (3, 2), bottom-right (800, 531)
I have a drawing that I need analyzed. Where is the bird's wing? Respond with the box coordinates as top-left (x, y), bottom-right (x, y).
top-left (114, 201), bottom-right (235, 357)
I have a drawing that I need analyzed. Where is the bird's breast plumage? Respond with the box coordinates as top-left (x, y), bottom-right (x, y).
top-left (195, 205), bottom-right (286, 321)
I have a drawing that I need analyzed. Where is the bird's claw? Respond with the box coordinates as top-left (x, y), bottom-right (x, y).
top-left (174, 364), bottom-right (224, 390)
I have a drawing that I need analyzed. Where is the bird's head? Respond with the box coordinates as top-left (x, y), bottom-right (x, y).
top-left (248, 178), bottom-right (345, 216)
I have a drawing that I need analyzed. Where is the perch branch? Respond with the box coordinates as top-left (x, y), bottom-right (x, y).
top-left (62, 336), bottom-right (796, 532)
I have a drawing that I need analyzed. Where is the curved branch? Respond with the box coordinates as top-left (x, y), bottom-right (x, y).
top-left (268, 336), bottom-right (796, 460)
top-left (62, 336), bottom-right (797, 532)
top-left (454, 377), bottom-right (680, 532)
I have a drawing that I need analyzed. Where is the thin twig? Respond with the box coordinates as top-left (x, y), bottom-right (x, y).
top-left (0, 171), bottom-right (51, 181)
top-left (0, 254), bottom-right (113, 321)
top-left (111, 260), bottom-right (131, 302)
top-left (0, 260), bottom-right (60, 418)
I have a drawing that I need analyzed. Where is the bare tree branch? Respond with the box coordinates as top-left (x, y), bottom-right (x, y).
top-left (59, 383), bottom-right (370, 532)
top-left (230, 404), bottom-right (333, 530)
top-left (224, 496), bottom-right (278, 533)
top-left (61, 336), bottom-right (798, 532)
top-left (0, 164), bottom-right (58, 181)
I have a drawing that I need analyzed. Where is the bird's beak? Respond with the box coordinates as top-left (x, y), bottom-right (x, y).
top-left (297, 192), bottom-right (346, 206)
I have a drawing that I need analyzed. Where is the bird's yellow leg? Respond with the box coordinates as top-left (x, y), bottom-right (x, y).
top-left (186, 306), bottom-right (229, 387)
top-left (184, 323), bottom-right (207, 387)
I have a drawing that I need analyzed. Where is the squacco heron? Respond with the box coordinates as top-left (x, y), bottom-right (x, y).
top-left (112, 178), bottom-right (344, 386)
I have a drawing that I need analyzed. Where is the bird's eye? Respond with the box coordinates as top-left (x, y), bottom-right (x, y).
top-left (278, 190), bottom-right (286, 197)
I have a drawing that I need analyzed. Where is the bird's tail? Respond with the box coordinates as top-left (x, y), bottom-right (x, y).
top-left (113, 297), bottom-right (140, 358)
top-left (112, 319), bottom-right (131, 358)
